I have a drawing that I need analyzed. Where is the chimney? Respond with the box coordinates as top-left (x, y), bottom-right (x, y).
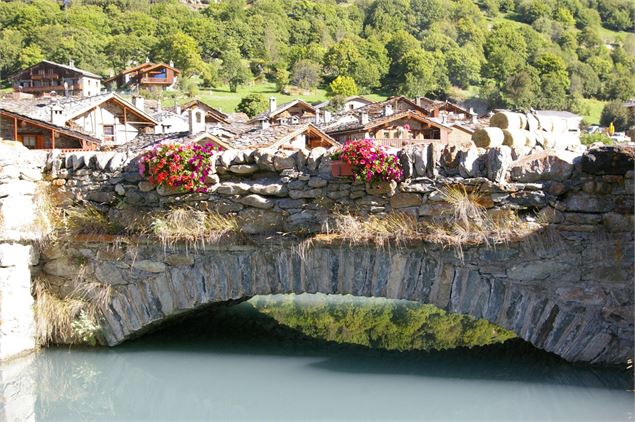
top-left (269, 97), bottom-right (277, 113)
top-left (131, 95), bottom-right (145, 112)
top-left (441, 113), bottom-right (447, 124)
top-left (469, 107), bottom-right (477, 124)
top-left (384, 103), bottom-right (393, 116)
top-left (175, 104), bottom-right (181, 115)
top-left (51, 103), bottom-right (65, 126)
top-left (68, 60), bottom-right (75, 68)
top-left (157, 99), bottom-right (162, 112)
top-left (261, 119), bottom-right (270, 130)
top-left (169, 60), bottom-right (174, 68)
top-left (324, 110), bottom-right (332, 123)
top-left (432, 106), bottom-right (440, 118)
top-left (360, 111), bottom-right (369, 124)
top-left (188, 108), bottom-right (206, 134)
top-left (315, 109), bottom-right (320, 124)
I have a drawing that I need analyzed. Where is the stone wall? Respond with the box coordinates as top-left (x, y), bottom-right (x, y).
top-left (0, 141), bottom-right (633, 364)
top-left (0, 143), bottom-right (47, 360)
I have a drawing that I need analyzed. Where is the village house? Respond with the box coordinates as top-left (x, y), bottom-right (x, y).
top-left (315, 95), bottom-right (375, 113)
top-left (9, 60), bottom-right (103, 98)
top-left (104, 62), bottom-right (181, 92)
top-left (323, 109), bottom-right (452, 147)
top-left (179, 99), bottom-right (228, 125)
top-left (250, 98), bottom-right (319, 127)
top-left (0, 92), bottom-right (157, 150)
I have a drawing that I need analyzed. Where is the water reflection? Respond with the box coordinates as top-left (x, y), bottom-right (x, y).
top-left (1, 295), bottom-right (633, 421)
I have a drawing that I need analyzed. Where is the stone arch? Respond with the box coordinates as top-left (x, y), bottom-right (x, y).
top-left (73, 239), bottom-right (631, 365)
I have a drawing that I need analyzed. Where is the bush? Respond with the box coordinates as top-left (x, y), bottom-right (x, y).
top-left (139, 143), bottom-right (219, 193)
top-left (331, 139), bottom-right (403, 183)
top-left (600, 100), bottom-right (633, 131)
top-left (236, 93), bottom-right (268, 118)
top-left (580, 133), bottom-right (613, 146)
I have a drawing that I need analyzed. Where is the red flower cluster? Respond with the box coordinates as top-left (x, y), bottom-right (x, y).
top-left (138, 143), bottom-right (219, 193)
top-left (332, 139), bottom-right (403, 183)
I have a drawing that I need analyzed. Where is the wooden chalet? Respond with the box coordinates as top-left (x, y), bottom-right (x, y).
top-left (0, 93), bottom-right (157, 150)
top-left (9, 60), bottom-right (102, 98)
top-left (179, 100), bottom-right (228, 125)
top-left (324, 110), bottom-right (452, 148)
top-left (105, 62), bottom-right (181, 92)
top-left (250, 98), bottom-right (318, 126)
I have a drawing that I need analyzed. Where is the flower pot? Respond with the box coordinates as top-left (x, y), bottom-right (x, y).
top-left (331, 160), bottom-right (354, 177)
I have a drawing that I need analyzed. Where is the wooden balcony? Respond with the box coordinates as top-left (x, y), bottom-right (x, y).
top-left (140, 77), bottom-right (173, 84)
top-left (372, 138), bottom-right (434, 148)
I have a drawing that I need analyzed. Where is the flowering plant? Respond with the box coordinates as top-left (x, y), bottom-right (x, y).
top-left (138, 142), bottom-right (219, 193)
top-left (331, 139), bottom-right (403, 183)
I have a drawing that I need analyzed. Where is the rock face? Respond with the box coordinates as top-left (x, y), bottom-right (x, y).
top-left (41, 232), bottom-right (634, 366)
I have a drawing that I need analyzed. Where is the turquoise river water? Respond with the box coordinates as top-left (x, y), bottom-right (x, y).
top-left (1, 298), bottom-right (632, 421)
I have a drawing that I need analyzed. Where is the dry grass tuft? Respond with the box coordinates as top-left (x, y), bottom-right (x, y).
top-left (151, 207), bottom-right (239, 250)
top-left (60, 205), bottom-right (122, 237)
top-left (330, 212), bottom-right (420, 247)
top-left (33, 278), bottom-right (111, 346)
top-left (422, 185), bottom-right (539, 259)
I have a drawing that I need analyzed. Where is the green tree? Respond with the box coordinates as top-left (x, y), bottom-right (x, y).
top-left (396, 50), bottom-right (438, 97)
top-left (291, 59), bottom-right (321, 90)
top-left (153, 31), bottom-right (206, 76)
top-left (329, 76), bottom-right (358, 97)
top-left (220, 42), bottom-right (251, 92)
top-left (236, 93), bottom-right (268, 118)
top-left (446, 46), bottom-right (481, 88)
top-left (483, 23), bottom-right (529, 86)
top-left (18, 44), bottom-right (44, 69)
top-left (273, 66), bottom-right (289, 93)
top-left (600, 100), bottom-right (633, 131)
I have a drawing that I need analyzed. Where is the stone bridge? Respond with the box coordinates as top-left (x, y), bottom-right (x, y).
top-left (44, 230), bottom-right (632, 365)
top-left (0, 141), bottom-right (632, 365)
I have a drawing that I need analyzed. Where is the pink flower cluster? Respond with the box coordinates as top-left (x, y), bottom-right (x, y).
top-left (138, 142), bottom-right (219, 193)
top-left (332, 139), bottom-right (403, 183)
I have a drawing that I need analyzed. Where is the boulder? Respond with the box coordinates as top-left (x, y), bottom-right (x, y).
top-left (486, 146), bottom-right (513, 183)
top-left (509, 150), bottom-right (580, 182)
top-left (250, 182), bottom-right (287, 197)
top-left (581, 145), bottom-right (635, 176)
top-left (239, 208), bottom-right (284, 234)
top-left (239, 194), bottom-right (274, 209)
top-left (390, 192), bottom-right (422, 209)
top-left (229, 164), bottom-right (259, 175)
top-left (458, 146), bottom-right (480, 178)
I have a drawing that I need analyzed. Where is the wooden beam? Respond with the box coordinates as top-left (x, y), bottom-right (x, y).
top-left (13, 116), bottom-right (18, 142)
top-left (51, 129), bottom-right (55, 149)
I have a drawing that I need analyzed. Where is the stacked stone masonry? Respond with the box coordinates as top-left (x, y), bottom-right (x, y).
top-left (0, 140), bottom-right (633, 365)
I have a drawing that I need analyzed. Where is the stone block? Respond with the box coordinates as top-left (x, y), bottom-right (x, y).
top-left (390, 193), bottom-right (422, 209)
top-left (239, 194), bottom-right (275, 209)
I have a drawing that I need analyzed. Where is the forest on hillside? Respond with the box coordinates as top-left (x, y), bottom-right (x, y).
top-left (0, 0), bottom-right (633, 116)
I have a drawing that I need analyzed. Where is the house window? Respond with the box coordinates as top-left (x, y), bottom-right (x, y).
top-left (196, 111), bottom-right (202, 124)
top-left (22, 135), bottom-right (37, 148)
top-left (383, 131), bottom-right (390, 138)
top-left (349, 104), bottom-right (355, 110)
top-left (104, 125), bottom-right (114, 135)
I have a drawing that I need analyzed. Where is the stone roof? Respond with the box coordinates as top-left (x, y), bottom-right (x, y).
top-left (230, 124), bottom-right (310, 149)
top-left (152, 110), bottom-right (186, 124)
top-left (250, 99), bottom-right (316, 122)
top-left (0, 93), bottom-right (157, 127)
top-left (323, 110), bottom-right (452, 135)
top-left (534, 110), bottom-right (583, 120)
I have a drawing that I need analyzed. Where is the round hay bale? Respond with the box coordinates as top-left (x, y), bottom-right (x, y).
top-left (537, 131), bottom-right (557, 149)
top-left (502, 129), bottom-right (527, 148)
top-left (472, 127), bottom-right (504, 148)
top-left (526, 113), bottom-right (539, 132)
top-left (537, 116), bottom-right (553, 132)
top-left (490, 112), bottom-right (523, 129)
top-left (519, 114), bottom-right (528, 130)
top-left (551, 118), bottom-right (567, 133)
top-left (554, 133), bottom-right (581, 150)
top-left (525, 131), bottom-right (537, 148)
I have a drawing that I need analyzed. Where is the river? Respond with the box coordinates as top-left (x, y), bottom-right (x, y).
top-left (1, 295), bottom-right (632, 421)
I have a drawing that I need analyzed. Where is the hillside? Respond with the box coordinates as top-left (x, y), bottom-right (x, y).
top-left (0, 0), bottom-right (632, 116)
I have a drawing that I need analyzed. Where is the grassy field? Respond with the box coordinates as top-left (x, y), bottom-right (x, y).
top-left (163, 82), bottom-right (386, 114)
top-left (579, 98), bottom-right (607, 125)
